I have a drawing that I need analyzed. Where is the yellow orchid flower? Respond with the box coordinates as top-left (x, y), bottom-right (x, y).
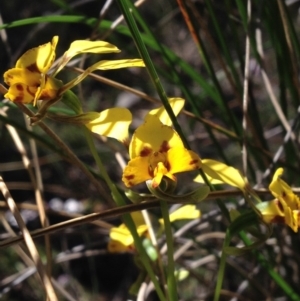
top-left (122, 115), bottom-right (201, 188)
top-left (256, 168), bottom-right (300, 232)
top-left (108, 211), bottom-right (148, 253)
top-left (108, 206), bottom-right (200, 253)
top-left (3, 36), bottom-right (144, 106)
top-left (4, 36), bottom-right (61, 104)
top-left (108, 223), bottom-right (149, 253)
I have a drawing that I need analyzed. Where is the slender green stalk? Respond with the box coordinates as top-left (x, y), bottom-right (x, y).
top-left (160, 201), bottom-right (178, 301)
top-left (214, 227), bottom-right (300, 301)
top-left (124, 1), bottom-right (230, 163)
top-left (213, 229), bottom-right (231, 301)
top-left (84, 128), bottom-right (167, 301)
top-left (116, 0), bottom-right (189, 149)
top-left (240, 232), bottom-right (300, 301)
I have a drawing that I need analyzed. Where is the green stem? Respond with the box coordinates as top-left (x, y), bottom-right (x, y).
top-left (214, 226), bottom-right (300, 301)
top-left (116, 0), bottom-right (189, 149)
top-left (213, 229), bottom-right (231, 301)
top-left (240, 232), bottom-right (300, 301)
top-left (160, 200), bottom-right (178, 301)
top-left (84, 128), bottom-right (167, 301)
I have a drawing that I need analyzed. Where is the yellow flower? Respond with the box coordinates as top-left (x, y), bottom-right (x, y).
top-left (122, 115), bottom-right (201, 188)
top-left (3, 36), bottom-right (145, 105)
top-left (56, 107), bottom-right (133, 143)
top-left (257, 168), bottom-right (300, 232)
top-left (4, 36), bottom-right (61, 104)
top-left (108, 212), bottom-right (148, 253)
top-left (108, 224), bottom-right (149, 253)
top-left (108, 206), bottom-right (200, 253)
top-left (158, 204), bottom-right (201, 224)
top-left (146, 97), bottom-right (185, 126)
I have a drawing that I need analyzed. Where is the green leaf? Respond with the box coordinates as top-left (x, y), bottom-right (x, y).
top-left (60, 89), bottom-right (83, 114)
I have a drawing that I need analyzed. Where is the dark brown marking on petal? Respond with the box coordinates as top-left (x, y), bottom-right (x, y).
top-left (26, 87), bottom-right (35, 98)
top-left (165, 160), bottom-right (171, 171)
top-left (16, 84), bottom-right (24, 91)
top-left (189, 159), bottom-right (199, 165)
top-left (14, 95), bottom-right (24, 102)
top-left (128, 245), bottom-right (135, 252)
top-left (5, 74), bottom-right (13, 85)
top-left (128, 245), bottom-right (133, 251)
top-left (159, 140), bottom-right (170, 153)
top-left (140, 146), bottom-right (152, 157)
top-left (271, 216), bottom-right (285, 224)
top-left (125, 174), bottom-right (135, 180)
top-left (276, 199), bottom-right (284, 212)
top-left (27, 63), bottom-right (39, 73)
top-left (148, 167), bottom-right (154, 177)
top-left (40, 91), bottom-right (50, 100)
top-left (282, 191), bottom-right (286, 198)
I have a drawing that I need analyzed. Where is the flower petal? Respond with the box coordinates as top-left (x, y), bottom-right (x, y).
top-left (84, 108), bottom-right (132, 142)
top-left (58, 59), bottom-right (143, 95)
top-left (199, 159), bottom-right (247, 190)
top-left (169, 205), bottom-right (200, 222)
top-left (269, 168), bottom-right (300, 210)
top-left (16, 36), bottom-right (58, 73)
top-left (269, 168), bottom-right (285, 199)
top-left (34, 76), bottom-right (62, 104)
top-left (110, 224), bottom-right (134, 246)
top-left (284, 206), bottom-right (299, 232)
top-left (4, 83), bottom-right (37, 103)
top-left (55, 40), bottom-right (121, 75)
top-left (167, 146), bottom-right (201, 174)
top-left (267, 168), bottom-right (300, 232)
top-left (108, 240), bottom-right (132, 253)
top-left (256, 200), bottom-right (284, 224)
top-left (4, 68), bottom-right (41, 87)
top-left (152, 162), bottom-right (175, 188)
top-left (159, 205), bottom-right (201, 224)
top-left (129, 115), bottom-right (184, 159)
top-left (146, 97), bottom-right (185, 126)
top-left (96, 59), bottom-right (145, 70)
top-left (122, 156), bottom-right (151, 187)
top-left (64, 40), bottom-right (120, 57)
top-left (108, 223), bottom-right (148, 252)
top-left (194, 174), bottom-right (223, 185)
